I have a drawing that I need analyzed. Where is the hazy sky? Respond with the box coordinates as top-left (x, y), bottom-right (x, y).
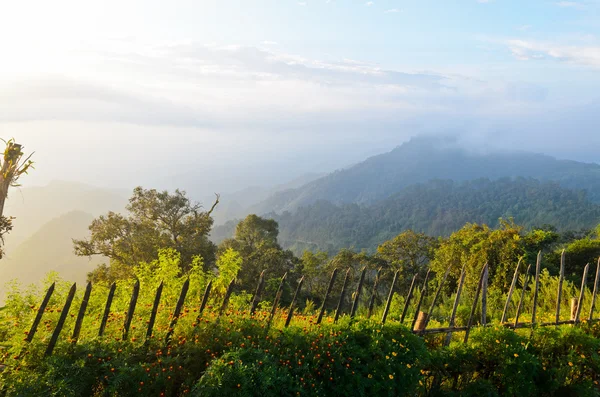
top-left (1, 0), bottom-right (599, 195)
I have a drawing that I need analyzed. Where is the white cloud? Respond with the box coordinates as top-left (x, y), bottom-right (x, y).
top-left (506, 39), bottom-right (600, 67)
top-left (385, 8), bottom-right (401, 13)
top-left (262, 41), bottom-right (278, 46)
top-left (555, 1), bottom-right (585, 9)
top-left (297, 1), bottom-right (307, 5)
top-left (366, 1), bottom-right (374, 5)
top-left (516, 25), bottom-right (532, 31)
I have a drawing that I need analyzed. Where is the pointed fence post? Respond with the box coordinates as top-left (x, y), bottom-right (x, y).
top-left (400, 274), bottom-right (418, 323)
top-left (25, 282), bottom-right (55, 343)
top-left (411, 269), bottom-right (432, 331)
top-left (556, 250), bottom-right (565, 324)
top-left (71, 282), bottom-right (92, 344)
top-left (197, 281), bottom-right (212, 319)
top-left (250, 270), bottom-right (266, 315)
top-left (367, 268), bottom-right (382, 319)
top-left (589, 258), bottom-right (600, 321)
top-left (501, 259), bottom-right (522, 323)
top-left (266, 273), bottom-right (287, 332)
top-left (145, 281), bottom-right (164, 342)
top-left (98, 282), bottom-right (116, 337)
top-left (514, 264), bottom-right (532, 328)
top-left (444, 266), bottom-right (466, 346)
top-left (481, 265), bottom-right (489, 326)
top-left (166, 278), bottom-right (190, 345)
top-left (423, 265), bottom-right (452, 330)
top-left (531, 251), bottom-right (542, 326)
top-left (285, 276), bottom-right (305, 327)
top-left (350, 267), bottom-right (367, 318)
top-left (123, 280), bottom-right (140, 340)
top-left (381, 270), bottom-right (399, 325)
top-left (45, 283), bottom-right (77, 357)
top-left (575, 263), bottom-right (589, 325)
top-left (217, 278), bottom-right (236, 324)
top-left (463, 264), bottom-right (487, 344)
top-left (334, 268), bottom-right (352, 323)
top-left (317, 269), bottom-right (339, 325)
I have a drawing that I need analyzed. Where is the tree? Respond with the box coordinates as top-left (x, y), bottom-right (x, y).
top-left (75, 187), bottom-right (219, 279)
top-left (0, 139), bottom-right (34, 258)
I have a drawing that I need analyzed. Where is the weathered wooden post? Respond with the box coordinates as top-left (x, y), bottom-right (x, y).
top-left (45, 283), bottom-right (77, 357)
top-left (381, 270), bottom-right (399, 325)
top-left (71, 282), bottom-right (92, 344)
top-left (423, 265), bottom-right (452, 330)
top-left (444, 266), bottom-right (466, 346)
top-left (98, 282), bottom-right (116, 337)
top-left (285, 276), bottom-right (305, 327)
top-left (400, 274), bottom-right (417, 323)
top-left (589, 258), bottom-right (600, 321)
top-left (217, 278), bottom-right (236, 319)
top-left (570, 298), bottom-right (578, 321)
top-left (481, 265), bottom-right (489, 326)
top-left (464, 264), bottom-right (487, 344)
top-left (334, 268), bottom-right (352, 323)
top-left (367, 268), bottom-right (382, 319)
top-left (514, 264), bottom-right (532, 328)
top-left (266, 273), bottom-right (287, 331)
top-left (501, 259), bottom-right (521, 324)
top-left (123, 280), bottom-right (140, 340)
top-left (197, 281), bottom-right (212, 318)
top-left (145, 281), bottom-right (164, 341)
top-left (25, 282), bottom-right (55, 343)
top-left (556, 250), bottom-right (565, 324)
top-left (531, 252), bottom-right (542, 326)
top-left (350, 267), bottom-right (367, 318)
top-left (411, 269), bottom-right (431, 331)
top-left (574, 263), bottom-right (589, 325)
top-left (165, 278), bottom-right (190, 345)
top-left (317, 269), bottom-right (339, 325)
top-left (250, 270), bottom-right (266, 315)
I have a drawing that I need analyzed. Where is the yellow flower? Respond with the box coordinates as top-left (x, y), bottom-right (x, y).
top-left (392, 339), bottom-right (397, 343)
top-left (386, 356), bottom-right (390, 360)
top-left (568, 362), bottom-right (573, 367)
top-left (495, 340), bottom-right (500, 344)
top-left (368, 374), bottom-right (373, 379)
top-left (406, 364), bottom-right (412, 368)
top-left (581, 354), bottom-right (586, 359)
top-left (392, 352), bottom-right (398, 357)
top-left (514, 353), bottom-right (519, 358)
top-left (389, 374), bottom-right (394, 380)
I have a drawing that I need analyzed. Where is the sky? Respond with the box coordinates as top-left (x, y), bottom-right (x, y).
top-left (1, 0), bottom-right (599, 195)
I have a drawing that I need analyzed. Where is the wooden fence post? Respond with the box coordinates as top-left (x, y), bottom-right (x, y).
top-left (285, 276), bottom-right (305, 327)
top-left (165, 278), bottom-right (190, 345)
top-left (197, 281), bottom-right (212, 318)
top-left (589, 258), bottom-right (600, 321)
top-left (531, 251), bottom-right (542, 326)
top-left (501, 259), bottom-right (521, 323)
top-left (367, 268), bottom-right (382, 319)
top-left (250, 270), bottom-right (266, 315)
top-left (123, 280), bottom-right (140, 340)
top-left (334, 268), bottom-right (352, 323)
top-left (411, 269), bottom-right (431, 331)
top-left (400, 274), bottom-right (418, 324)
top-left (44, 283), bottom-right (77, 357)
top-left (317, 269), bottom-right (339, 325)
top-left (481, 265), bottom-right (489, 326)
top-left (444, 266), bottom-right (466, 346)
top-left (98, 282), bottom-right (116, 337)
top-left (556, 250), bottom-right (565, 324)
top-left (145, 281), bottom-right (163, 342)
top-left (423, 265), bottom-right (452, 330)
top-left (463, 264), bottom-right (487, 344)
top-left (381, 270), bottom-right (399, 325)
top-left (25, 282), bottom-right (55, 343)
top-left (514, 264), bottom-right (532, 328)
top-left (575, 263), bottom-right (589, 325)
top-left (266, 273), bottom-right (287, 332)
top-left (350, 267), bottom-right (367, 318)
top-left (571, 298), bottom-right (578, 321)
top-left (218, 278), bottom-right (236, 319)
top-left (71, 282), bottom-right (92, 344)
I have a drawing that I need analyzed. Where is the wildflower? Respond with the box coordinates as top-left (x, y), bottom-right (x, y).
top-left (569, 362), bottom-right (573, 367)
top-left (406, 364), bottom-right (412, 368)
top-left (368, 374), bottom-right (373, 379)
top-left (389, 374), bottom-right (394, 380)
top-left (514, 353), bottom-right (519, 358)
top-left (392, 352), bottom-right (397, 357)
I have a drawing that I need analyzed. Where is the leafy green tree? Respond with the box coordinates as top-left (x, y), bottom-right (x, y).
top-left (75, 187), bottom-right (219, 280)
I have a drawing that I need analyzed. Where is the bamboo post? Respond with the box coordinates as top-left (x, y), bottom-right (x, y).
top-left (501, 259), bottom-right (522, 323)
top-left (381, 270), bottom-right (399, 325)
top-left (98, 282), bottom-right (116, 337)
top-left (514, 264), bottom-right (532, 328)
top-left (444, 266), bottom-right (466, 346)
top-left (266, 273), bottom-right (287, 331)
top-left (400, 274), bottom-right (418, 323)
top-left (123, 280), bottom-right (140, 340)
top-left (317, 269), bottom-right (339, 325)
top-left (285, 276), bottom-right (305, 327)
top-left (531, 251), bottom-right (542, 326)
top-left (481, 265), bottom-right (489, 326)
top-left (71, 282), bottom-right (92, 344)
top-left (575, 263), bottom-right (589, 325)
top-left (44, 283), bottom-right (77, 357)
top-left (25, 282), bottom-right (55, 343)
top-left (250, 270), bottom-right (266, 315)
top-left (367, 268), bottom-right (382, 319)
top-left (411, 269), bottom-right (432, 331)
top-left (197, 281), bottom-right (212, 318)
top-left (556, 250), bottom-right (565, 324)
top-left (589, 258), bottom-right (600, 321)
top-left (423, 265), bottom-right (452, 330)
top-left (350, 267), bottom-right (367, 318)
top-left (145, 281), bottom-right (163, 342)
top-left (334, 268), bottom-right (352, 323)
top-left (463, 264), bottom-right (487, 344)
top-left (166, 278), bottom-right (190, 345)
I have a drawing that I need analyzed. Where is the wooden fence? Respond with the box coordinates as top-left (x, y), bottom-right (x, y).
top-left (18, 251), bottom-right (600, 356)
